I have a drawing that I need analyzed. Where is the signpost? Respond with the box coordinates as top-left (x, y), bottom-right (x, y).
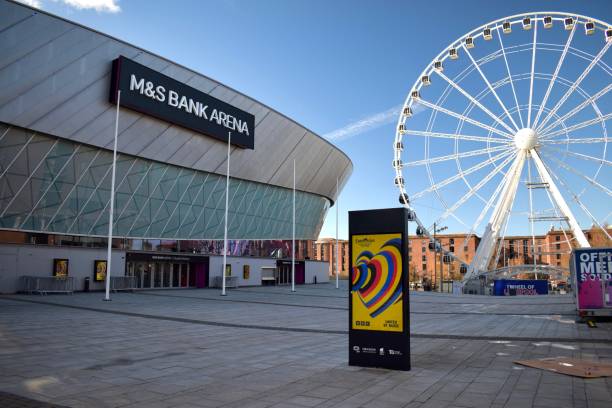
top-left (348, 208), bottom-right (410, 371)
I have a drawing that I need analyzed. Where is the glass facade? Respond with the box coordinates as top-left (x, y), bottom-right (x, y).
top-left (0, 123), bottom-right (329, 239)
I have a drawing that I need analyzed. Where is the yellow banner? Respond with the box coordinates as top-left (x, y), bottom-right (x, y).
top-left (351, 234), bottom-right (403, 332)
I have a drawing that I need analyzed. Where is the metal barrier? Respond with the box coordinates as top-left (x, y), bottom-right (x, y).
top-left (111, 276), bottom-right (137, 292)
top-left (211, 276), bottom-right (239, 288)
top-left (20, 276), bottom-right (75, 295)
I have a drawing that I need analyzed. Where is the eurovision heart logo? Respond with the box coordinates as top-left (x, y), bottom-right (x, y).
top-left (351, 238), bottom-right (403, 317)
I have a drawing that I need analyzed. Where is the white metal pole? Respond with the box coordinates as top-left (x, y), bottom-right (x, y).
top-left (335, 177), bottom-right (339, 289)
top-left (291, 159), bottom-right (296, 292)
top-left (222, 132), bottom-right (231, 296)
top-left (104, 90), bottom-right (121, 301)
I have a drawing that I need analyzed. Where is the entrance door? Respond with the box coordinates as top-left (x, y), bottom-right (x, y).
top-left (295, 263), bottom-right (305, 285)
top-left (193, 262), bottom-right (209, 288)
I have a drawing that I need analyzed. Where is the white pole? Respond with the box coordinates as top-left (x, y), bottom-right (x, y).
top-left (291, 158), bottom-right (296, 292)
top-left (335, 177), bottom-right (339, 289)
top-left (222, 132), bottom-right (231, 296)
top-left (104, 90), bottom-right (121, 301)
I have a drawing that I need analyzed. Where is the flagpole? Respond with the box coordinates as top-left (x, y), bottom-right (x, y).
top-left (335, 177), bottom-right (339, 289)
top-left (222, 132), bottom-right (231, 296)
top-left (291, 158), bottom-right (296, 292)
top-left (104, 90), bottom-right (121, 301)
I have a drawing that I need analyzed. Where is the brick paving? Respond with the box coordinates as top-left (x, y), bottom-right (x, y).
top-left (0, 282), bottom-right (610, 407)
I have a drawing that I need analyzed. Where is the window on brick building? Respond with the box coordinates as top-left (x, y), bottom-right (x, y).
top-left (556, 243), bottom-right (560, 250)
top-left (556, 254), bottom-right (561, 260)
top-left (450, 238), bottom-right (454, 244)
top-left (422, 264), bottom-right (427, 271)
top-left (422, 255), bottom-right (427, 262)
top-left (464, 246), bottom-right (468, 252)
top-left (422, 247), bottom-right (426, 253)
top-left (556, 235), bottom-right (560, 241)
top-left (449, 246), bottom-right (454, 252)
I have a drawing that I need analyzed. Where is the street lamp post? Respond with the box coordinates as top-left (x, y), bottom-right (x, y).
top-left (433, 223), bottom-right (447, 293)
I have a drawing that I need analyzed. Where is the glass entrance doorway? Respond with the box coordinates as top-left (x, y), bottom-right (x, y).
top-left (126, 261), bottom-right (192, 289)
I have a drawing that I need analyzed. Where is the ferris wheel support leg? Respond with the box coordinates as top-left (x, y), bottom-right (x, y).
top-left (530, 149), bottom-right (590, 248)
top-left (464, 151), bottom-right (527, 280)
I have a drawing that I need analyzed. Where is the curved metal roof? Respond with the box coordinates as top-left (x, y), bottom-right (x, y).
top-left (0, 0), bottom-right (352, 203)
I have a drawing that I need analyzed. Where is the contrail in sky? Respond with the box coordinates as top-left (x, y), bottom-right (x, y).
top-left (323, 104), bottom-right (424, 142)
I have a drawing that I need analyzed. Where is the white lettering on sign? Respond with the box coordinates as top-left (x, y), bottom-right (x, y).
top-left (578, 250), bottom-right (612, 282)
top-left (128, 74), bottom-right (250, 136)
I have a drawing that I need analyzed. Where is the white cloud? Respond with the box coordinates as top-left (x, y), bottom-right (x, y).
top-left (60, 0), bottom-right (121, 13)
top-left (16, 0), bottom-right (42, 8)
top-left (323, 103), bottom-right (424, 142)
top-left (16, 0), bottom-right (121, 13)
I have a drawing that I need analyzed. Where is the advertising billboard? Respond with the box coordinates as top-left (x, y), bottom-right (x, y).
top-left (493, 279), bottom-right (548, 296)
top-left (349, 208), bottom-right (410, 371)
top-left (351, 234), bottom-right (403, 332)
top-left (571, 248), bottom-right (612, 312)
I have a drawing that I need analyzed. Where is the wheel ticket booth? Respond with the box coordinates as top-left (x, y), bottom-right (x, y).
top-left (126, 253), bottom-right (209, 289)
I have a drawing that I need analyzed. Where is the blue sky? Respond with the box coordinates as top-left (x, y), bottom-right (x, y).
top-left (20, 0), bottom-right (612, 240)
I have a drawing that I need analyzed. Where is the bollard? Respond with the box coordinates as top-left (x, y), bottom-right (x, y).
top-left (84, 277), bottom-right (90, 292)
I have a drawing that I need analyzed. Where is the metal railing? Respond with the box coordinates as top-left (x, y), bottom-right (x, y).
top-left (111, 276), bottom-right (137, 292)
top-left (211, 276), bottom-right (238, 288)
top-left (20, 276), bottom-right (75, 295)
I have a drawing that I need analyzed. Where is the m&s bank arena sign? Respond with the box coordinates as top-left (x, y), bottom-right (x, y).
top-left (110, 56), bottom-right (255, 149)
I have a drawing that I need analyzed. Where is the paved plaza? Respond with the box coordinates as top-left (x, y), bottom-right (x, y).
top-left (0, 282), bottom-right (611, 408)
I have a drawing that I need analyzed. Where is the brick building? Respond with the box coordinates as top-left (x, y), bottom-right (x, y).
top-left (312, 238), bottom-right (349, 278)
top-left (313, 225), bottom-right (611, 284)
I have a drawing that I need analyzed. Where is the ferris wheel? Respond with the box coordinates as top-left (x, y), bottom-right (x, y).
top-left (393, 12), bottom-right (611, 280)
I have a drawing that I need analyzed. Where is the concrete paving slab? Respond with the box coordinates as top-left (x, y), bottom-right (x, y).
top-left (0, 282), bottom-right (610, 408)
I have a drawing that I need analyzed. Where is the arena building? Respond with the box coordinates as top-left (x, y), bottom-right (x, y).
top-left (0, 0), bottom-right (352, 293)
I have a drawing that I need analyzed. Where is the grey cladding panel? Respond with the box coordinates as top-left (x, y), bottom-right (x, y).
top-left (0, 0), bottom-right (352, 204)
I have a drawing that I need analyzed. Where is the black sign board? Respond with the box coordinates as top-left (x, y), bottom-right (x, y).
top-left (110, 56), bottom-right (255, 149)
top-left (349, 208), bottom-right (410, 371)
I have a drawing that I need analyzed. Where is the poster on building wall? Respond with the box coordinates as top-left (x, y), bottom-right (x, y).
top-left (243, 265), bottom-right (250, 280)
top-left (348, 208), bottom-right (410, 371)
top-left (351, 233), bottom-right (403, 332)
top-left (225, 264), bottom-right (232, 277)
top-left (94, 260), bottom-right (107, 282)
top-left (53, 259), bottom-right (69, 277)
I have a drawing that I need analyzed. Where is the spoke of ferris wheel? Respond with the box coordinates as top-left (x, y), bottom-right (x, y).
top-left (496, 27), bottom-right (524, 128)
top-left (545, 137), bottom-right (610, 145)
top-left (541, 113), bottom-right (612, 140)
top-left (411, 149), bottom-right (512, 200)
top-left (542, 145), bottom-right (612, 167)
top-left (531, 149), bottom-right (590, 247)
top-left (461, 170), bottom-right (506, 250)
top-left (527, 155), bottom-right (538, 273)
top-left (536, 40), bottom-right (611, 132)
top-left (434, 71), bottom-right (516, 134)
top-left (417, 99), bottom-right (513, 139)
top-left (492, 214), bottom-right (512, 271)
top-left (542, 158), bottom-right (612, 241)
top-left (532, 21), bottom-right (576, 129)
top-left (527, 17), bottom-right (538, 127)
top-left (463, 44), bottom-right (520, 131)
top-left (539, 84), bottom-right (612, 135)
top-left (406, 145), bottom-right (510, 167)
top-left (433, 151), bottom-right (516, 225)
top-left (403, 129), bottom-right (511, 144)
top-left (541, 151), bottom-right (612, 197)
top-left (541, 176), bottom-right (575, 252)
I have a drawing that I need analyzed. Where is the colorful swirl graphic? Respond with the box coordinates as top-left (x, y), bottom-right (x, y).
top-left (351, 238), bottom-right (402, 317)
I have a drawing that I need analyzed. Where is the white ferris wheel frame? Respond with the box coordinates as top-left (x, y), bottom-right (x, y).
top-left (393, 12), bottom-right (611, 280)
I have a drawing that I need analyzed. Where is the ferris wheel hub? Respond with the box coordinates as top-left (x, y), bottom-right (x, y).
top-left (514, 128), bottom-right (538, 151)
